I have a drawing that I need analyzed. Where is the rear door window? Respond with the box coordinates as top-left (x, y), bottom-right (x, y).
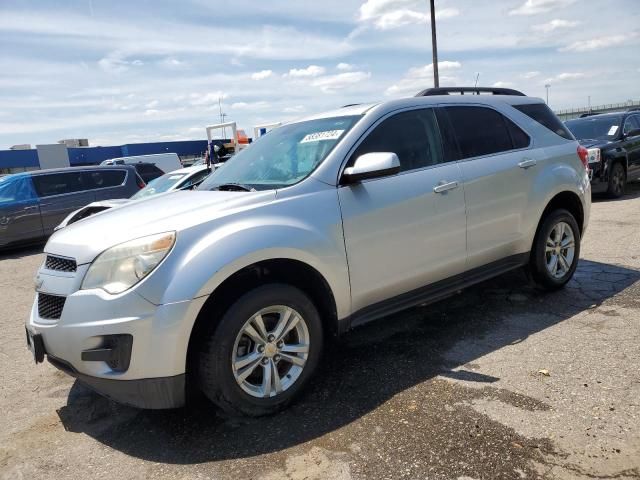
top-left (32, 172), bottom-right (86, 197)
top-left (83, 170), bottom-right (126, 189)
top-left (444, 106), bottom-right (514, 159)
top-left (514, 103), bottom-right (573, 140)
top-left (349, 108), bottom-right (444, 172)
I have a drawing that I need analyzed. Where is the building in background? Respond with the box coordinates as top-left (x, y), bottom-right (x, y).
top-left (58, 138), bottom-right (89, 148)
top-left (0, 139), bottom-right (209, 174)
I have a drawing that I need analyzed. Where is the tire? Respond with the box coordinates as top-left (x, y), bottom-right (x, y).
top-left (529, 209), bottom-right (580, 291)
top-left (607, 162), bottom-right (626, 198)
top-left (198, 283), bottom-right (323, 417)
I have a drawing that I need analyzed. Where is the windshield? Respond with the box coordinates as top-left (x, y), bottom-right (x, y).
top-left (199, 115), bottom-right (361, 191)
top-left (131, 172), bottom-right (187, 199)
top-left (565, 116), bottom-right (623, 141)
top-left (0, 175), bottom-right (34, 203)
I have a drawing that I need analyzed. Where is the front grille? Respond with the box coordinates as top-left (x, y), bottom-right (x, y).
top-left (38, 293), bottom-right (66, 320)
top-left (45, 255), bottom-right (77, 272)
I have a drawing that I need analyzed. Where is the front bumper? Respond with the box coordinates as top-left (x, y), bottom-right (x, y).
top-left (26, 265), bottom-right (207, 409)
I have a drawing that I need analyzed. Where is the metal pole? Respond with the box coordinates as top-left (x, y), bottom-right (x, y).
top-left (429, 0), bottom-right (439, 88)
top-left (545, 84), bottom-right (550, 105)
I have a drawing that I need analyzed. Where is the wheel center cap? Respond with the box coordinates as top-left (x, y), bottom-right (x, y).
top-left (264, 343), bottom-right (277, 358)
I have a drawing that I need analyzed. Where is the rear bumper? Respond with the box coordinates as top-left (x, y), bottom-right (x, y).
top-left (48, 355), bottom-right (185, 409)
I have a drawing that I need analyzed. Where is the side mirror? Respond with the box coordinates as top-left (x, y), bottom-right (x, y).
top-left (625, 128), bottom-right (640, 138)
top-left (341, 152), bottom-right (401, 184)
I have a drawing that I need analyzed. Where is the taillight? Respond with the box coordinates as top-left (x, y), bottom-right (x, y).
top-left (577, 145), bottom-right (589, 169)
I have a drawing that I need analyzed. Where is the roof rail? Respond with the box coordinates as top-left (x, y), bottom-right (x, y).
top-left (579, 111), bottom-right (602, 118)
top-left (341, 103), bottom-right (362, 108)
top-left (415, 87), bottom-right (526, 97)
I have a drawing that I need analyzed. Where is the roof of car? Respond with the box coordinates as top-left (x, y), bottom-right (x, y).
top-left (165, 164), bottom-right (210, 175)
top-left (26, 165), bottom-right (137, 176)
top-left (297, 91), bottom-right (545, 123)
top-left (568, 111), bottom-right (625, 120)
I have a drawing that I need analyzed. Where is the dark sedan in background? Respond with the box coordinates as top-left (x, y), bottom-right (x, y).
top-left (565, 109), bottom-right (640, 197)
top-left (0, 165), bottom-right (143, 248)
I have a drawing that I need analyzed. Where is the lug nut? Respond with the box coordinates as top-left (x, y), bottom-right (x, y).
top-left (268, 334), bottom-right (275, 342)
top-left (277, 341), bottom-right (284, 349)
top-left (261, 358), bottom-right (269, 365)
top-left (258, 345), bottom-right (265, 353)
top-left (274, 355), bottom-right (281, 362)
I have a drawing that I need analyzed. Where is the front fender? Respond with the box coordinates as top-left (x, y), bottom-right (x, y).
top-left (134, 187), bottom-right (351, 319)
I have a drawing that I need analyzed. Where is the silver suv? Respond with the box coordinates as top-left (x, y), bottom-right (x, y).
top-left (26, 87), bottom-right (591, 416)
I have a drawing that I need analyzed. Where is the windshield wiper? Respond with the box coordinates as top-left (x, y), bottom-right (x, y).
top-left (212, 183), bottom-right (256, 192)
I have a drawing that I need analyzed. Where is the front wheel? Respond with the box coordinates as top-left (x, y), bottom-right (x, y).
top-left (198, 284), bottom-right (323, 416)
top-left (529, 209), bottom-right (580, 291)
top-left (607, 162), bottom-right (625, 198)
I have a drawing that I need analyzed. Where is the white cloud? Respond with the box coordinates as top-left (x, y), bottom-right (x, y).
top-left (159, 57), bottom-right (183, 68)
top-left (336, 63), bottom-right (354, 71)
top-left (145, 100), bottom-right (159, 108)
top-left (230, 101), bottom-right (270, 110)
top-left (310, 71), bottom-right (372, 93)
top-left (532, 19), bottom-right (579, 33)
top-left (143, 109), bottom-right (160, 116)
top-left (509, 0), bottom-right (576, 16)
top-left (251, 69), bottom-right (273, 80)
top-left (359, 0), bottom-right (459, 30)
top-left (386, 61), bottom-right (462, 96)
top-left (189, 91), bottom-right (228, 106)
top-left (492, 81), bottom-right (514, 88)
top-left (520, 71), bottom-right (541, 79)
top-left (560, 34), bottom-right (629, 52)
top-left (283, 105), bottom-right (306, 113)
top-left (543, 72), bottom-right (585, 83)
top-left (98, 52), bottom-right (144, 73)
top-left (285, 65), bottom-right (326, 78)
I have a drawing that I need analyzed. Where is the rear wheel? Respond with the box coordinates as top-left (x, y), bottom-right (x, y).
top-left (198, 284), bottom-right (323, 416)
top-left (607, 162), bottom-right (625, 198)
top-left (529, 209), bottom-right (580, 291)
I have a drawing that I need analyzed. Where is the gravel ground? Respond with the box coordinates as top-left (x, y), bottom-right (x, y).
top-left (1, 185), bottom-right (639, 480)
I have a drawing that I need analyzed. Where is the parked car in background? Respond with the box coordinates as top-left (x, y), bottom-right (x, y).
top-left (131, 162), bottom-right (165, 184)
top-left (0, 165), bottom-right (143, 248)
top-left (27, 87), bottom-right (590, 416)
top-left (56, 165), bottom-right (214, 229)
top-left (565, 109), bottom-right (640, 197)
top-left (101, 153), bottom-right (182, 175)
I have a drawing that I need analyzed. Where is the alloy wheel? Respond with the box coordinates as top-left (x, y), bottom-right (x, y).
top-left (545, 221), bottom-right (576, 279)
top-left (231, 306), bottom-right (310, 398)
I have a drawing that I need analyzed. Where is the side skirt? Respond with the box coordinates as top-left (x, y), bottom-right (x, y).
top-left (346, 252), bottom-right (530, 330)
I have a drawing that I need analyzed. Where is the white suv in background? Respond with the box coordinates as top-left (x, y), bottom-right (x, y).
top-left (27, 87), bottom-right (590, 416)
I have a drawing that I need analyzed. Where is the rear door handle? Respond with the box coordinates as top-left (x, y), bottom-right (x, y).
top-left (518, 158), bottom-right (537, 169)
top-left (433, 181), bottom-right (459, 193)
top-left (23, 205), bottom-right (38, 211)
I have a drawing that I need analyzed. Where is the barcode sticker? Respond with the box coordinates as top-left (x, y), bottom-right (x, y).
top-left (300, 130), bottom-right (345, 143)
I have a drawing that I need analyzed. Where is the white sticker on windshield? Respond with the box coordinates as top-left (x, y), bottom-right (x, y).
top-left (300, 130), bottom-right (345, 144)
top-left (608, 125), bottom-right (618, 136)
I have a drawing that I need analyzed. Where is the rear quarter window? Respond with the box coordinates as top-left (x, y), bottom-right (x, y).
top-left (83, 170), bottom-right (126, 189)
top-left (514, 103), bottom-right (573, 140)
top-left (444, 106), bottom-right (514, 159)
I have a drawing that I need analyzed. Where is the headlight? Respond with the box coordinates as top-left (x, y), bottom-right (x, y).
top-left (82, 232), bottom-right (176, 294)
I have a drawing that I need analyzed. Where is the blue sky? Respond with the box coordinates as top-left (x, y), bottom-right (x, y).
top-left (1, 0), bottom-right (639, 149)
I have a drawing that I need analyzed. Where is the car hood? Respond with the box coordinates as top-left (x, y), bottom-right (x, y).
top-left (55, 199), bottom-right (131, 230)
top-left (46, 190), bottom-right (277, 264)
top-left (577, 138), bottom-right (613, 149)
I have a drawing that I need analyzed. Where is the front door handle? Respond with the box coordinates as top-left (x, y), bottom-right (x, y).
top-left (518, 158), bottom-right (537, 169)
top-left (433, 181), bottom-right (459, 193)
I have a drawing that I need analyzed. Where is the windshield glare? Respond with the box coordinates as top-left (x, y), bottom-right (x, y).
top-left (199, 115), bottom-right (361, 191)
top-left (565, 116), bottom-right (623, 141)
top-left (131, 172), bottom-right (187, 199)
